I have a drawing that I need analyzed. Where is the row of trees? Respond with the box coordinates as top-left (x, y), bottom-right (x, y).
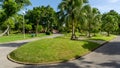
top-left (58, 0), bottom-right (120, 39)
top-left (0, 0), bottom-right (120, 40)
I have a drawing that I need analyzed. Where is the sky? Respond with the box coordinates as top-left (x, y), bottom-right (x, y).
top-left (25, 0), bottom-right (120, 13)
top-left (26, 0), bottom-right (62, 11)
top-left (89, 0), bottom-right (120, 13)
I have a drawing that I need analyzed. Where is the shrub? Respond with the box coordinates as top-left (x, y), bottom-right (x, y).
top-left (46, 31), bottom-right (51, 35)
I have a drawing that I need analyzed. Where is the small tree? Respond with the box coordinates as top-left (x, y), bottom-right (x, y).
top-left (102, 14), bottom-right (118, 36)
top-left (25, 24), bottom-right (32, 32)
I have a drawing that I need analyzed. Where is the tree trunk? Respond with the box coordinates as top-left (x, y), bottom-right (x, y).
top-left (88, 31), bottom-right (91, 38)
top-left (36, 21), bottom-right (39, 37)
top-left (88, 22), bottom-right (91, 38)
top-left (7, 29), bottom-right (10, 36)
top-left (47, 21), bottom-right (50, 32)
top-left (107, 31), bottom-right (110, 36)
top-left (0, 25), bottom-right (9, 37)
top-left (71, 20), bottom-right (76, 40)
top-left (93, 32), bottom-right (96, 36)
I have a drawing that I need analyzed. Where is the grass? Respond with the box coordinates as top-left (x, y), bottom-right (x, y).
top-left (9, 33), bottom-right (116, 64)
top-left (89, 34), bottom-right (116, 41)
top-left (0, 33), bottom-right (46, 43)
top-left (9, 37), bottom-right (100, 63)
top-left (64, 33), bottom-right (116, 41)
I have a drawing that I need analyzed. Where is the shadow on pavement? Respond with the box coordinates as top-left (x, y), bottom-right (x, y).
top-left (15, 59), bottom-right (120, 68)
top-left (0, 42), bottom-right (27, 47)
top-left (98, 60), bottom-right (120, 68)
top-left (15, 62), bottom-right (81, 68)
top-left (93, 42), bottom-right (120, 55)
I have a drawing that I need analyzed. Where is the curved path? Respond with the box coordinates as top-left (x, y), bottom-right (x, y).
top-left (0, 35), bottom-right (120, 68)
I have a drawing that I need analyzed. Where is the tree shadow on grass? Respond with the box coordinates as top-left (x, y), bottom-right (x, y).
top-left (88, 38), bottom-right (106, 41)
top-left (82, 40), bottom-right (101, 52)
top-left (82, 37), bottom-right (120, 55)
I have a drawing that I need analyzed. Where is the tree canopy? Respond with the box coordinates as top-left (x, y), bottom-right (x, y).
top-left (0, 0), bottom-right (31, 23)
top-left (25, 5), bottom-right (57, 36)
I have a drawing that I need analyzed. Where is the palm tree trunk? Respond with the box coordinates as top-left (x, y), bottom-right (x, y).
top-left (71, 20), bottom-right (76, 40)
top-left (88, 22), bottom-right (91, 38)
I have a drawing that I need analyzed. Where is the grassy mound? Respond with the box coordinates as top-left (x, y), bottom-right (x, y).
top-left (9, 37), bottom-right (100, 63)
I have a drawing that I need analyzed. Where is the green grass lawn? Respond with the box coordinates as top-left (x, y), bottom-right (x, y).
top-left (64, 33), bottom-right (116, 41)
top-left (89, 34), bottom-right (116, 41)
top-left (9, 33), bottom-right (116, 64)
top-left (9, 37), bottom-right (100, 63)
top-left (0, 33), bottom-right (46, 43)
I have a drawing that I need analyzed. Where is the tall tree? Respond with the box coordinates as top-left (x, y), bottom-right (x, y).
top-left (27, 7), bottom-right (41, 36)
top-left (40, 6), bottom-right (57, 33)
top-left (14, 14), bottom-right (25, 33)
top-left (25, 6), bottom-right (57, 35)
top-left (82, 5), bottom-right (100, 37)
top-left (102, 13), bottom-right (118, 36)
top-left (107, 10), bottom-right (120, 34)
top-left (58, 0), bottom-right (88, 40)
top-left (92, 14), bottom-right (102, 36)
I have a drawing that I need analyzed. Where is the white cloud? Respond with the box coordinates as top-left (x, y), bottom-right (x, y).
top-left (108, 0), bottom-right (119, 3)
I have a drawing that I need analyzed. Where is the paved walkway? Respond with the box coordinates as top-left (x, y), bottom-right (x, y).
top-left (0, 34), bottom-right (63, 44)
top-left (0, 35), bottom-right (120, 68)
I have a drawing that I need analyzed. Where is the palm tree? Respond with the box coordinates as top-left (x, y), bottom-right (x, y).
top-left (92, 14), bottom-right (102, 36)
top-left (83, 5), bottom-right (100, 37)
top-left (58, 0), bottom-right (88, 40)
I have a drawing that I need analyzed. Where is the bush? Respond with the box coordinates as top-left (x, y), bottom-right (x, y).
top-left (38, 25), bottom-right (43, 33)
top-left (31, 33), bottom-right (36, 37)
top-left (46, 31), bottom-right (51, 35)
top-left (25, 24), bottom-right (32, 31)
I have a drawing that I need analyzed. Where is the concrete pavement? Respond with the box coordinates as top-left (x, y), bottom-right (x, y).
top-left (0, 35), bottom-right (120, 68)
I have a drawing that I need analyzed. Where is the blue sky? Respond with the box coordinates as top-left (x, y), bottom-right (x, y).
top-left (89, 0), bottom-right (120, 13)
top-left (26, 0), bottom-right (120, 13)
top-left (26, 0), bottom-right (62, 11)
